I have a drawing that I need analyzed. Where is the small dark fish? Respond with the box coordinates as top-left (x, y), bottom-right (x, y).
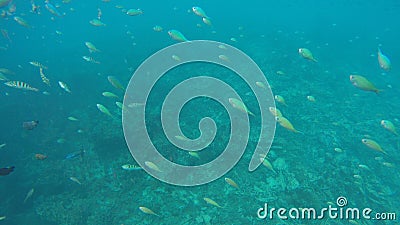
top-left (65, 149), bottom-right (85, 160)
top-left (23, 120), bottom-right (39, 130)
top-left (0, 166), bottom-right (15, 176)
top-left (1, 29), bottom-right (11, 42)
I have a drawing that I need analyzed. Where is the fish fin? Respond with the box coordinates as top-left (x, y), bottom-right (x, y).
top-left (312, 58), bottom-right (318, 63)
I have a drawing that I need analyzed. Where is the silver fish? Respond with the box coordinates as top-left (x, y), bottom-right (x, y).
top-left (23, 188), bottom-right (34, 203)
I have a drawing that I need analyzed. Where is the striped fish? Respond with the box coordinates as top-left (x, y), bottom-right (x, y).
top-left (4, 81), bottom-right (39, 91)
top-left (29, 61), bottom-right (48, 69)
top-left (39, 68), bottom-right (50, 86)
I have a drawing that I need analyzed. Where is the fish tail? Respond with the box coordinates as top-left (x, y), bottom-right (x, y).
top-left (312, 58), bottom-right (318, 63)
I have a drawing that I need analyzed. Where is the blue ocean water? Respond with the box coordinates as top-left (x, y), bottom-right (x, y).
top-left (0, 0), bottom-right (399, 224)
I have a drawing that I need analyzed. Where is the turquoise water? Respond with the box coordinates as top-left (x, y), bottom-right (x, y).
top-left (0, 0), bottom-right (399, 224)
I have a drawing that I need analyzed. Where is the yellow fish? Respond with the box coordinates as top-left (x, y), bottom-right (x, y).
top-left (307, 95), bottom-right (316, 102)
top-left (269, 107), bottom-right (282, 117)
top-left (188, 151), bottom-right (200, 159)
top-left (380, 120), bottom-right (398, 136)
top-left (274, 95), bottom-right (287, 106)
top-left (67, 116), bottom-right (78, 121)
top-left (228, 98), bottom-right (254, 116)
top-left (121, 164), bottom-right (142, 171)
top-left (349, 75), bottom-right (380, 94)
top-left (218, 54), bottom-right (230, 62)
top-left (145, 161), bottom-right (162, 172)
top-left (377, 48), bottom-right (391, 71)
top-left (126, 8), bottom-right (143, 16)
top-left (89, 19), bottom-right (106, 27)
top-left (107, 76), bottom-right (124, 90)
top-left (85, 42), bottom-right (101, 53)
top-left (203, 197), bottom-right (223, 208)
top-left (202, 17), bottom-right (212, 26)
top-left (14, 16), bottom-right (31, 28)
top-left (255, 81), bottom-right (266, 89)
top-left (260, 158), bottom-right (276, 174)
top-left (382, 162), bottom-right (395, 168)
top-left (172, 55), bottom-right (181, 61)
top-left (218, 44), bottom-right (227, 50)
top-left (96, 104), bottom-right (112, 117)
top-left (192, 6), bottom-right (208, 18)
top-left (115, 102), bottom-right (124, 110)
top-left (224, 177), bottom-right (239, 189)
top-left (298, 48), bottom-right (317, 62)
top-left (82, 56), bottom-right (100, 64)
top-left (168, 29), bottom-right (188, 42)
top-left (358, 164), bottom-right (370, 170)
top-left (334, 147), bottom-right (343, 153)
top-left (102, 91), bottom-right (118, 98)
top-left (139, 206), bottom-right (159, 216)
top-left (276, 116), bottom-right (301, 133)
top-left (361, 139), bottom-right (386, 154)
top-left (153, 25), bottom-right (163, 32)
top-left (69, 177), bottom-right (82, 185)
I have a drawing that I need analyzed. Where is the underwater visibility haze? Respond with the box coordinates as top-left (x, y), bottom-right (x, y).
top-left (0, 0), bottom-right (399, 224)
